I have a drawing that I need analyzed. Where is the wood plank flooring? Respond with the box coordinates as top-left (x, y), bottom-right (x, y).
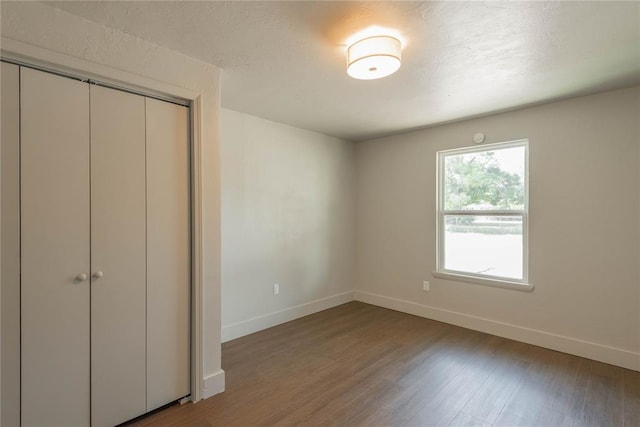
top-left (130, 302), bottom-right (640, 426)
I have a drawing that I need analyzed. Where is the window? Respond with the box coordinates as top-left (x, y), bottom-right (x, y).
top-left (436, 140), bottom-right (530, 289)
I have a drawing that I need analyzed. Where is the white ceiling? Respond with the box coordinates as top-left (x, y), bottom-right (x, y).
top-left (45, 1), bottom-right (640, 141)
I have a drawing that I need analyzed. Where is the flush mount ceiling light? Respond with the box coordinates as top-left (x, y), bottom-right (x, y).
top-left (346, 34), bottom-right (402, 80)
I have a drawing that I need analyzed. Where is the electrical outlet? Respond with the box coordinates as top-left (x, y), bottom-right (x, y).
top-left (273, 283), bottom-right (280, 295)
top-left (423, 280), bottom-right (430, 291)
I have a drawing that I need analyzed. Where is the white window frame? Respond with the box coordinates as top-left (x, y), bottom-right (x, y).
top-left (433, 139), bottom-right (533, 292)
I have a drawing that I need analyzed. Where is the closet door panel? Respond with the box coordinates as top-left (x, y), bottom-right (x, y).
top-left (90, 85), bottom-right (147, 427)
top-left (21, 67), bottom-right (91, 427)
top-left (1, 61), bottom-right (20, 427)
top-left (146, 98), bottom-right (191, 410)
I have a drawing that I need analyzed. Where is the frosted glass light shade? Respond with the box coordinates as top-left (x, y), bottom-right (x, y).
top-left (347, 35), bottom-right (401, 80)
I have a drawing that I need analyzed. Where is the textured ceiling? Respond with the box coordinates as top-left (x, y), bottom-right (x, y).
top-left (45, 1), bottom-right (640, 141)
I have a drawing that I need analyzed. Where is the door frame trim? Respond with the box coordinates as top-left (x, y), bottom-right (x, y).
top-left (1, 37), bottom-right (206, 403)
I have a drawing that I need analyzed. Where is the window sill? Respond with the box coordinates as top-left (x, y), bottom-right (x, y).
top-left (432, 271), bottom-right (534, 292)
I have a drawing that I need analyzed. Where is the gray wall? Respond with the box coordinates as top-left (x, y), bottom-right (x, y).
top-left (221, 108), bottom-right (355, 340)
top-left (355, 86), bottom-right (640, 364)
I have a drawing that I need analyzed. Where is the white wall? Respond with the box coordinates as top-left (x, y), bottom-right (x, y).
top-left (0, 0), bottom-right (224, 405)
top-left (221, 109), bottom-right (355, 341)
top-left (355, 87), bottom-right (640, 370)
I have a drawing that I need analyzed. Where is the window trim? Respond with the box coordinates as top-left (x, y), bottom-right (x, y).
top-left (435, 139), bottom-right (532, 291)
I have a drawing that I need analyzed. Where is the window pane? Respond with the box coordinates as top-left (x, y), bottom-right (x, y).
top-left (444, 215), bottom-right (523, 280)
top-left (444, 145), bottom-right (525, 211)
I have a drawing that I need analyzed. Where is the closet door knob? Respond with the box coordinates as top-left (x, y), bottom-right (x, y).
top-left (75, 273), bottom-right (88, 282)
top-left (92, 271), bottom-right (104, 279)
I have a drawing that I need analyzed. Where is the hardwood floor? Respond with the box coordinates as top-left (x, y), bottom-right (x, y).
top-left (130, 302), bottom-right (640, 426)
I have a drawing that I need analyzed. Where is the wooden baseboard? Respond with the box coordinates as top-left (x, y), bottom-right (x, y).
top-left (221, 291), bottom-right (355, 343)
top-left (354, 290), bottom-right (640, 372)
top-left (202, 369), bottom-right (225, 400)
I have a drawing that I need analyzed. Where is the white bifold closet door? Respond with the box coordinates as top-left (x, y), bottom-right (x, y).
top-left (2, 61), bottom-right (21, 427)
top-left (146, 98), bottom-right (191, 411)
top-left (21, 67), bottom-right (91, 427)
top-left (90, 85), bottom-right (147, 427)
top-left (20, 66), bottom-right (190, 426)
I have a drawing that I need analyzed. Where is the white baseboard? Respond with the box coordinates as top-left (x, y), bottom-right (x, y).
top-left (202, 369), bottom-right (226, 400)
top-left (222, 291), bottom-right (355, 343)
top-left (354, 290), bottom-right (640, 372)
